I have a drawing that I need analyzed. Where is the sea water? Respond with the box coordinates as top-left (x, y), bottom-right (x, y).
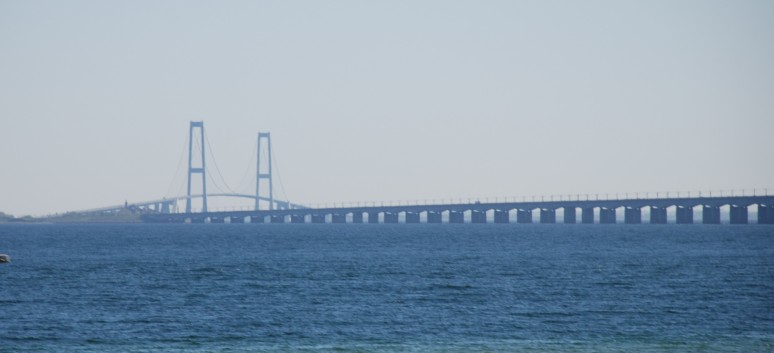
top-left (1, 224), bottom-right (772, 352)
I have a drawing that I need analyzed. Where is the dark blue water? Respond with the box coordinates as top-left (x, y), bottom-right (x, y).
top-left (1, 224), bottom-right (772, 352)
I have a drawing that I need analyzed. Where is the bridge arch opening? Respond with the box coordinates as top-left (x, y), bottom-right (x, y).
top-left (508, 209), bottom-right (518, 223)
top-left (485, 209), bottom-right (495, 223)
top-left (554, 208), bottom-right (564, 223)
top-left (532, 208), bottom-right (543, 223)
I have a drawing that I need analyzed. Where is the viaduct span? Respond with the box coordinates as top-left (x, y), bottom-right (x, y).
top-left (141, 195), bottom-right (774, 225)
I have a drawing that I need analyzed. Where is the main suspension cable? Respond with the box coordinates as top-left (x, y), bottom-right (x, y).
top-left (234, 141), bottom-right (257, 194)
top-left (164, 131), bottom-right (189, 198)
top-left (203, 131), bottom-right (236, 194)
top-left (271, 145), bottom-right (290, 203)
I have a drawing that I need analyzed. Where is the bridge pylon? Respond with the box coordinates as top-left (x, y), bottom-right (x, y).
top-left (186, 121), bottom-right (208, 213)
top-left (255, 132), bottom-right (273, 210)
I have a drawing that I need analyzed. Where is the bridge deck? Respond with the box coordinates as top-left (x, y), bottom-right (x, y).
top-left (141, 196), bottom-right (774, 224)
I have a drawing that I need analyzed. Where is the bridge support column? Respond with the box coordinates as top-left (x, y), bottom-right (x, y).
top-left (540, 209), bottom-right (556, 224)
top-left (405, 212), bottom-right (420, 224)
top-left (563, 207), bottom-right (576, 224)
top-left (270, 215), bottom-right (285, 223)
top-left (449, 211), bottom-right (464, 224)
top-left (186, 121), bottom-right (208, 213)
top-left (250, 215), bottom-right (265, 224)
top-left (676, 206), bottom-right (693, 224)
top-left (581, 208), bottom-right (594, 224)
top-left (730, 205), bottom-right (748, 224)
top-left (494, 210), bottom-right (509, 224)
top-left (471, 211), bottom-right (486, 224)
top-left (759, 205), bottom-right (774, 224)
top-left (352, 212), bottom-right (364, 224)
top-left (702, 206), bottom-right (720, 224)
top-left (599, 208), bottom-right (616, 224)
top-left (291, 215), bottom-right (305, 224)
top-left (650, 207), bottom-right (667, 224)
top-left (384, 212), bottom-right (399, 224)
top-left (517, 209), bottom-right (532, 224)
top-left (255, 132), bottom-right (273, 211)
top-left (332, 214), bottom-right (346, 224)
top-left (427, 211), bottom-right (442, 224)
top-left (624, 207), bottom-right (641, 224)
top-left (368, 212), bottom-right (380, 224)
top-left (312, 214), bottom-right (326, 224)
top-left (230, 216), bottom-right (245, 224)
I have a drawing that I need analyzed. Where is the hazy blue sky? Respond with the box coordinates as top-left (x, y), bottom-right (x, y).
top-left (1, 0), bottom-right (773, 215)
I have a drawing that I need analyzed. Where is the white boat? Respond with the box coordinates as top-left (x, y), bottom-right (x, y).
top-left (0, 254), bottom-right (9, 263)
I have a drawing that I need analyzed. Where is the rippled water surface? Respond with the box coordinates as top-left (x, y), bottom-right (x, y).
top-left (1, 224), bottom-right (772, 352)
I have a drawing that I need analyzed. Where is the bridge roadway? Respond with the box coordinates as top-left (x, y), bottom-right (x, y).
top-left (70, 193), bottom-right (308, 215)
top-left (141, 195), bottom-right (774, 225)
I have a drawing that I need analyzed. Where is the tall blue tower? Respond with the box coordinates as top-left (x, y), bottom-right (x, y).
top-left (255, 132), bottom-right (273, 210)
top-left (186, 121), bottom-right (208, 213)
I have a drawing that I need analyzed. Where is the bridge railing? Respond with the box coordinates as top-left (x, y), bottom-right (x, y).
top-left (297, 188), bottom-right (771, 209)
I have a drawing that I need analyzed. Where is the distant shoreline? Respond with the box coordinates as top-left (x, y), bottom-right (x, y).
top-left (0, 210), bottom-right (142, 224)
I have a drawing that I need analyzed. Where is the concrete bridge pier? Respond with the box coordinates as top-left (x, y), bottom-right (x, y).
top-left (291, 215), bottom-right (305, 224)
top-left (676, 206), bottom-right (693, 224)
top-left (730, 205), bottom-right (748, 224)
top-left (563, 207), bottom-right (576, 224)
top-left (494, 210), bottom-right (509, 223)
top-left (406, 212), bottom-right (420, 224)
top-left (169, 217), bottom-right (186, 223)
top-left (368, 212), bottom-right (380, 224)
top-left (702, 206), bottom-right (720, 224)
top-left (230, 216), bottom-right (245, 224)
top-left (517, 209), bottom-right (532, 224)
top-left (384, 212), bottom-right (399, 224)
top-left (759, 205), bottom-right (774, 224)
top-left (449, 211), bottom-right (464, 224)
top-left (332, 214), bottom-right (346, 224)
top-left (650, 207), bottom-right (667, 224)
top-left (540, 209), bottom-right (556, 224)
top-left (581, 208), bottom-right (594, 224)
top-left (160, 202), bottom-right (173, 214)
top-left (599, 208), bottom-right (616, 224)
top-left (471, 211), bottom-right (486, 224)
top-left (427, 211), bottom-right (442, 224)
top-left (352, 212), bottom-right (364, 224)
top-left (311, 214), bottom-right (326, 224)
top-left (624, 207), bottom-right (641, 224)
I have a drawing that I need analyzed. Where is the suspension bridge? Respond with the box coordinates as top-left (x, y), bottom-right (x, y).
top-left (71, 121), bottom-right (774, 225)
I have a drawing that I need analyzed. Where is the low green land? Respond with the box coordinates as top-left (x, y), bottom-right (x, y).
top-left (0, 210), bottom-right (142, 224)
